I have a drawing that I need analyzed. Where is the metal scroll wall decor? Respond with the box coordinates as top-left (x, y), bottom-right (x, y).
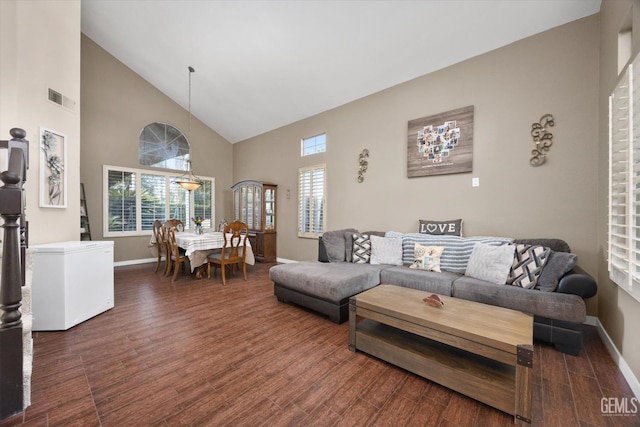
top-left (530, 114), bottom-right (555, 166)
top-left (357, 149), bottom-right (369, 183)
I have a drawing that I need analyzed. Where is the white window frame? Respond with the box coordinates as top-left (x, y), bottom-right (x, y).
top-left (103, 165), bottom-right (215, 237)
top-left (298, 164), bottom-right (326, 238)
top-left (608, 57), bottom-right (640, 303)
top-left (301, 133), bottom-right (326, 157)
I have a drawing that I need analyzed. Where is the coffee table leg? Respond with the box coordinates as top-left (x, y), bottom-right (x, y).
top-left (348, 297), bottom-right (356, 352)
top-left (515, 344), bottom-right (533, 425)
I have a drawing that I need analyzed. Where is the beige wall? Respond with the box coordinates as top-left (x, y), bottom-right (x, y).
top-left (234, 15), bottom-right (600, 307)
top-left (0, 0), bottom-right (81, 244)
top-left (598, 0), bottom-right (640, 386)
top-left (80, 35), bottom-right (234, 263)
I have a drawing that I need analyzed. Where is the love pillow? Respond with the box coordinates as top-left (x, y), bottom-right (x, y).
top-left (418, 219), bottom-right (463, 236)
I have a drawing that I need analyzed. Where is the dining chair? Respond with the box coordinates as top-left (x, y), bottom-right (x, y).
top-left (152, 220), bottom-right (168, 274)
top-left (165, 218), bottom-right (185, 232)
top-left (207, 220), bottom-right (249, 285)
top-left (166, 226), bottom-right (190, 282)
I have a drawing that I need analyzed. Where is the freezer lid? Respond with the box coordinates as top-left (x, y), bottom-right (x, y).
top-left (30, 240), bottom-right (114, 254)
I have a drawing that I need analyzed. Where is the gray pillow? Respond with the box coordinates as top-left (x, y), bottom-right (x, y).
top-left (537, 251), bottom-right (577, 292)
top-left (322, 228), bottom-right (358, 262)
top-left (465, 243), bottom-right (515, 285)
top-left (345, 232), bottom-right (355, 262)
top-left (418, 219), bottom-right (463, 236)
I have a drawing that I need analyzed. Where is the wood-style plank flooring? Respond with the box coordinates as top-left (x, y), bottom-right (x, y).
top-left (1, 261), bottom-right (637, 426)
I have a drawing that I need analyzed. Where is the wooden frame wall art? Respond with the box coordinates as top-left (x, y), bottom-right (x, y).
top-left (407, 105), bottom-right (474, 178)
top-left (39, 127), bottom-right (67, 208)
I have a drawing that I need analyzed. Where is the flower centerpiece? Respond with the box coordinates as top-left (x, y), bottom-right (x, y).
top-left (191, 216), bottom-right (205, 234)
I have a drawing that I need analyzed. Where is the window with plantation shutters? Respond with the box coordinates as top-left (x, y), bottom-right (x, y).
top-left (608, 55), bottom-right (640, 303)
top-left (298, 164), bottom-right (326, 238)
top-left (107, 170), bottom-right (137, 233)
top-left (141, 173), bottom-right (166, 230)
top-left (104, 165), bottom-right (214, 237)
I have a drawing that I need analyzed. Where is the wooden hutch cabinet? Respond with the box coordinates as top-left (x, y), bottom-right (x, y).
top-left (232, 180), bottom-right (277, 262)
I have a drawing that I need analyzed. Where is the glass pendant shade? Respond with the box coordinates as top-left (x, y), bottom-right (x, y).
top-left (175, 160), bottom-right (203, 191)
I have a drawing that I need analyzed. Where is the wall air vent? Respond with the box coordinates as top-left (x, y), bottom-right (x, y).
top-left (48, 88), bottom-right (76, 111)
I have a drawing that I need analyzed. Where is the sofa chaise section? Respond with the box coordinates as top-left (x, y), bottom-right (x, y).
top-left (270, 262), bottom-right (389, 323)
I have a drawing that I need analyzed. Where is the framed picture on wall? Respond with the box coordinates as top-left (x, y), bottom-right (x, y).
top-left (39, 127), bottom-right (67, 208)
top-left (407, 105), bottom-right (474, 178)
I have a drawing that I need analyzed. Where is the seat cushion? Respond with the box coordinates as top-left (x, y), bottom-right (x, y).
top-left (452, 275), bottom-right (586, 323)
top-left (208, 247), bottom-right (243, 261)
top-left (269, 262), bottom-right (388, 302)
top-left (380, 266), bottom-right (459, 296)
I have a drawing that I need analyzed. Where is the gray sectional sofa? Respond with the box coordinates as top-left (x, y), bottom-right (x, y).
top-left (269, 229), bottom-right (597, 355)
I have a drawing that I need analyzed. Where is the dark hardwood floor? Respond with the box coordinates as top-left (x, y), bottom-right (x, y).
top-left (1, 261), bottom-right (637, 426)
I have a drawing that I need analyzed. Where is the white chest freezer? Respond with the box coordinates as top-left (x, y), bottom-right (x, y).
top-left (30, 240), bottom-right (114, 331)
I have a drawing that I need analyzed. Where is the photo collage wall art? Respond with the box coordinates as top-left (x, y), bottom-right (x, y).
top-left (407, 105), bottom-right (474, 178)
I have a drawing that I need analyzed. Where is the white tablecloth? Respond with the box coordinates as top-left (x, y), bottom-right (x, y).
top-left (149, 231), bottom-right (255, 272)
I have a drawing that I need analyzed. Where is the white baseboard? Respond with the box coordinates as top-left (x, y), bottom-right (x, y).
top-left (589, 316), bottom-right (640, 399)
top-left (276, 257), bottom-right (297, 264)
top-left (114, 258), bottom-right (155, 267)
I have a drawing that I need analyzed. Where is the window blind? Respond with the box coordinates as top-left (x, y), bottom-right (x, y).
top-left (104, 165), bottom-right (214, 237)
top-left (107, 170), bottom-right (137, 233)
top-left (298, 164), bottom-right (326, 237)
top-left (141, 174), bottom-right (166, 230)
top-left (608, 57), bottom-right (640, 302)
top-left (193, 179), bottom-right (213, 229)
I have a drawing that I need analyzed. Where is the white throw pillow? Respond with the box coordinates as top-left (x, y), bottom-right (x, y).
top-left (409, 243), bottom-right (444, 272)
top-left (370, 235), bottom-right (403, 265)
top-left (465, 242), bottom-right (515, 285)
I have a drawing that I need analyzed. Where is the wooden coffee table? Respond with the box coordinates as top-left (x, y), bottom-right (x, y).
top-left (349, 284), bottom-right (533, 426)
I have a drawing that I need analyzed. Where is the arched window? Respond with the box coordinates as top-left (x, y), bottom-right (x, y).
top-left (139, 122), bottom-right (190, 170)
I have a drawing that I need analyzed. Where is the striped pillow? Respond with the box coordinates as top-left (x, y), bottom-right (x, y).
top-left (386, 231), bottom-right (513, 273)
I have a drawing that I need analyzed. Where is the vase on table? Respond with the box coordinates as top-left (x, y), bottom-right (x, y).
top-left (195, 224), bottom-right (203, 235)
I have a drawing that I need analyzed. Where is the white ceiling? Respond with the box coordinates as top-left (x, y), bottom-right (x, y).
top-left (81, 0), bottom-right (601, 143)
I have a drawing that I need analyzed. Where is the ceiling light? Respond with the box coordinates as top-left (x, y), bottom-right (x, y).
top-left (174, 66), bottom-right (203, 191)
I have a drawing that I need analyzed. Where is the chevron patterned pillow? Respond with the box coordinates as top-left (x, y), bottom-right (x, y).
top-left (507, 244), bottom-right (551, 289)
top-left (352, 233), bottom-right (371, 263)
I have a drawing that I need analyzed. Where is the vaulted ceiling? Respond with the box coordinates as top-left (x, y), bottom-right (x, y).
top-left (81, 0), bottom-right (601, 143)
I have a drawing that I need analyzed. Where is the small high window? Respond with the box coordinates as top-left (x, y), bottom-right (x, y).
top-left (301, 133), bottom-right (326, 156)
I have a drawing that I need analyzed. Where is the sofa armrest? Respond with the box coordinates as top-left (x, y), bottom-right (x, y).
top-left (557, 265), bottom-right (597, 299)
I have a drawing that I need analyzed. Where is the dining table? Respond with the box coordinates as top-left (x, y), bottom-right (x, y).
top-left (149, 231), bottom-right (255, 273)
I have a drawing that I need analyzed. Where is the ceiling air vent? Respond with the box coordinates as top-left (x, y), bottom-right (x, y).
top-left (48, 88), bottom-right (76, 111)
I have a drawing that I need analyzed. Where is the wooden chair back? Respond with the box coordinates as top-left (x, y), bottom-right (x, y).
top-left (166, 226), bottom-right (189, 281)
top-left (207, 220), bottom-right (249, 284)
top-left (152, 219), bottom-right (166, 273)
top-left (165, 218), bottom-right (185, 232)
top-left (221, 220), bottom-right (249, 262)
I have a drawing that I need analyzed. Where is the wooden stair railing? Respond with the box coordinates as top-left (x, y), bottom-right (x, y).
top-left (0, 128), bottom-right (29, 420)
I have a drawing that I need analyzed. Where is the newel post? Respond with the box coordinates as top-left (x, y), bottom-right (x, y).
top-left (0, 127), bottom-right (28, 419)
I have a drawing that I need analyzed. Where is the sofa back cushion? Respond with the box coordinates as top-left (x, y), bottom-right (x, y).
top-left (319, 228), bottom-right (359, 262)
top-left (513, 238), bottom-right (570, 253)
top-left (386, 232), bottom-right (513, 273)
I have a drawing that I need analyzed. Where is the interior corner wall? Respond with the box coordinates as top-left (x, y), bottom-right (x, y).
top-left (0, 0), bottom-right (81, 244)
top-left (234, 16), bottom-right (600, 289)
top-left (598, 0), bottom-right (640, 388)
top-left (80, 35), bottom-right (234, 263)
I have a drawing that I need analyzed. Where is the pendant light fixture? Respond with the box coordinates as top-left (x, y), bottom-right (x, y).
top-left (174, 66), bottom-right (203, 191)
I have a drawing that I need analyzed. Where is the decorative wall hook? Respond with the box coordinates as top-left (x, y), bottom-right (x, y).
top-left (530, 114), bottom-right (555, 166)
top-left (357, 149), bottom-right (369, 183)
